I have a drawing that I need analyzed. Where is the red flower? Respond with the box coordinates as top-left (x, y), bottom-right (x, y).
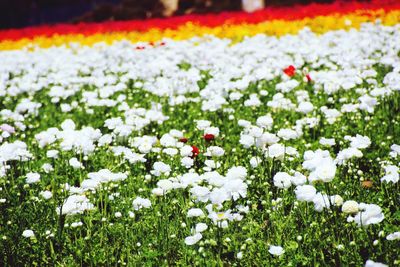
top-left (191, 145), bottom-right (200, 157)
top-left (283, 65), bottom-right (296, 77)
top-left (306, 74), bottom-right (312, 82)
top-left (0, 1), bottom-right (398, 42)
top-left (203, 134), bottom-right (215, 141)
top-left (179, 137), bottom-right (188, 143)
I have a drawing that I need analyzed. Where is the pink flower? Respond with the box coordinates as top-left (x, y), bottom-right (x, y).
top-left (0, 124), bottom-right (15, 134)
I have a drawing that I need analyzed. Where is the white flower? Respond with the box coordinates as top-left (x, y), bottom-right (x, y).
top-left (365, 260), bottom-right (388, 267)
top-left (256, 133), bottom-right (280, 147)
top-left (152, 188), bottom-right (164, 196)
top-left (223, 179), bottom-right (248, 200)
top-left (132, 197), bottom-right (151, 211)
top-left (295, 185), bottom-right (316, 202)
top-left (276, 79), bottom-right (299, 92)
top-left (250, 157), bottom-right (261, 168)
top-left (69, 157), bottom-right (83, 169)
top-left (291, 171), bottom-right (307, 186)
top-left (319, 137), bottom-right (335, 146)
top-left (26, 172), bottom-right (40, 184)
top-left (22, 230), bottom-right (35, 238)
top-left (342, 200), bottom-right (359, 214)
top-left (245, 126), bottom-right (263, 138)
top-left (98, 134), bottom-right (113, 146)
top-left (204, 126), bottom-right (220, 137)
top-left (321, 107), bottom-right (341, 124)
top-left (196, 120), bottom-right (211, 130)
top-left (184, 233), bottom-right (202, 245)
top-left (266, 143), bottom-right (285, 160)
top-left (104, 117), bottom-right (123, 130)
top-left (389, 144), bottom-right (400, 157)
top-left (209, 188), bottom-right (229, 205)
top-left (238, 120), bottom-right (251, 128)
top-left (273, 172), bottom-right (292, 189)
top-left (204, 160), bottom-right (220, 170)
top-left (336, 147), bottom-right (363, 165)
top-left (244, 94), bottom-right (261, 107)
top-left (207, 209), bottom-right (233, 224)
top-left (230, 92), bottom-right (243, 101)
top-left (268, 245), bottom-right (285, 256)
top-left (0, 123), bottom-right (15, 134)
top-left (159, 134), bottom-right (177, 147)
top-left (380, 165), bottom-right (399, 183)
top-left (386, 232), bottom-right (400, 241)
top-left (157, 179), bottom-right (173, 191)
top-left (151, 162), bottom-right (171, 176)
top-left (205, 146), bottom-right (225, 157)
top-left (351, 203), bottom-right (384, 226)
top-left (240, 134), bottom-right (255, 148)
top-left (180, 145), bottom-right (194, 157)
top-left (189, 186), bottom-right (210, 202)
top-left (179, 173), bottom-right (201, 187)
top-left (345, 134), bottom-right (371, 149)
top-left (220, 220), bottom-right (229, 228)
top-left (359, 95), bottom-right (378, 113)
top-left (163, 148), bottom-right (178, 156)
top-left (312, 193), bottom-right (331, 212)
top-left (39, 190), bottom-right (53, 200)
top-left (138, 142), bottom-right (153, 154)
top-left (169, 129), bottom-right (183, 138)
top-left (277, 128), bottom-right (299, 140)
top-left (187, 208), bottom-right (205, 218)
top-left (331, 195), bottom-right (343, 206)
top-left (181, 157), bottom-right (194, 168)
top-left (71, 221), bottom-right (83, 228)
top-left (57, 195), bottom-right (94, 215)
top-left (256, 114), bottom-right (273, 129)
top-left (195, 223), bottom-right (208, 233)
top-left (308, 159), bottom-right (336, 183)
top-left (61, 119), bottom-right (76, 130)
top-left (111, 146), bottom-right (146, 164)
top-left (46, 150), bottom-right (59, 158)
top-left (297, 101), bottom-right (314, 114)
top-left (41, 163), bottom-right (54, 173)
top-left (226, 166), bottom-right (247, 180)
top-left (82, 169), bottom-right (127, 190)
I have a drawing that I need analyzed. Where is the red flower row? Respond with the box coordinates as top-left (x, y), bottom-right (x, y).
top-left (0, 0), bottom-right (399, 41)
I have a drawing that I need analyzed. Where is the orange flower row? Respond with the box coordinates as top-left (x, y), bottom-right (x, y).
top-left (0, 0), bottom-right (399, 51)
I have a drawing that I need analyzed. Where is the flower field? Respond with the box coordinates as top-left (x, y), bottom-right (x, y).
top-left (1, 0), bottom-right (400, 266)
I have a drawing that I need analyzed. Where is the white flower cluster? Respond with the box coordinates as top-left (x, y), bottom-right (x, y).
top-left (0, 20), bottom-right (399, 265)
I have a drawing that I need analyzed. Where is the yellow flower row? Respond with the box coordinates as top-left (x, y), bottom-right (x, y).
top-left (1, 9), bottom-right (399, 51)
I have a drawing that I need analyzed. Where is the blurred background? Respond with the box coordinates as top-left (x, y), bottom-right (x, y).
top-left (0, 0), bottom-right (364, 29)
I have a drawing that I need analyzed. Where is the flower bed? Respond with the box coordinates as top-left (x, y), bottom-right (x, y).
top-left (0, 0), bottom-right (399, 265)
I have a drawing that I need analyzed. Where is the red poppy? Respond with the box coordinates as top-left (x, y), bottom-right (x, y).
top-left (283, 65), bottom-right (296, 77)
top-left (203, 134), bottom-right (215, 141)
top-left (191, 145), bottom-right (200, 157)
top-left (179, 137), bottom-right (188, 143)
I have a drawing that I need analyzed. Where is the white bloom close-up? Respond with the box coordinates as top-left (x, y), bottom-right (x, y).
top-left (268, 245), bottom-right (285, 256)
